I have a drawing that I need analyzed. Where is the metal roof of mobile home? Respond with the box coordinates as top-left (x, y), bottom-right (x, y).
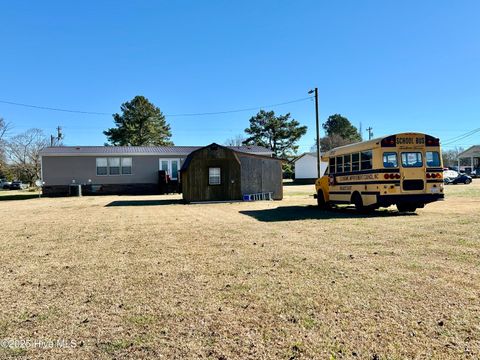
top-left (40, 145), bottom-right (273, 157)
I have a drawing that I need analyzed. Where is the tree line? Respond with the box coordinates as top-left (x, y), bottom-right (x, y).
top-left (106, 96), bottom-right (363, 159)
top-left (0, 119), bottom-right (61, 185)
top-left (7, 94), bottom-right (460, 185)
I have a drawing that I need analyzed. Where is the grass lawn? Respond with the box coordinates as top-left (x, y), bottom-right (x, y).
top-left (0, 180), bottom-right (479, 359)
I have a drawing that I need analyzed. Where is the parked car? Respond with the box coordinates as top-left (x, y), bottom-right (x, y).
top-left (444, 174), bottom-right (472, 185)
top-left (443, 169), bottom-right (458, 180)
top-left (0, 179), bottom-right (12, 189)
top-left (9, 181), bottom-right (28, 190)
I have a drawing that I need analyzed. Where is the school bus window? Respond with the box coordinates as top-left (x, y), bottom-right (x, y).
top-left (343, 154), bottom-right (351, 172)
top-left (383, 152), bottom-right (398, 168)
top-left (361, 150), bottom-right (372, 170)
top-left (426, 151), bottom-right (440, 167)
top-left (336, 156), bottom-right (343, 173)
top-left (329, 158), bottom-right (335, 174)
top-left (401, 152), bottom-right (423, 167)
top-left (351, 153), bottom-right (360, 171)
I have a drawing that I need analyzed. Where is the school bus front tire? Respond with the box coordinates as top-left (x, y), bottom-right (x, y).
top-left (317, 190), bottom-right (328, 209)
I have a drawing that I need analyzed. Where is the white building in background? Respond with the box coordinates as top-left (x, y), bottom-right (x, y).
top-left (293, 152), bottom-right (328, 182)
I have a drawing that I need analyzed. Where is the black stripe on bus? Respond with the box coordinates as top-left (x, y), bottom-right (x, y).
top-left (329, 191), bottom-right (351, 195)
top-left (335, 180), bottom-right (401, 186)
top-left (426, 180), bottom-right (444, 183)
top-left (330, 168), bottom-right (400, 176)
top-left (426, 168), bottom-right (444, 172)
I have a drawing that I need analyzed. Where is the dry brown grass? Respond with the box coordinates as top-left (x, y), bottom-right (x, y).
top-left (0, 180), bottom-right (479, 359)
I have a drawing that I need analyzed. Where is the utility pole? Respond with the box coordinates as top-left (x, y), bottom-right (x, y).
top-left (50, 126), bottom-right (64, 146)
top-left (366, 126), bottom-right (373, 140)
top-left (308, 87), bottom-right (320, 178)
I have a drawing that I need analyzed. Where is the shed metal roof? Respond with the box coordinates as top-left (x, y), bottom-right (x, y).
top-left (40, 145), bottom-right (273, 156)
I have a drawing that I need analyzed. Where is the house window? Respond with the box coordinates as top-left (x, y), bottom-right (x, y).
top-left (209, 167), bottom-right (221, 185)
top-left (108, 157), bottom-right (120, 175)
top-left (121, 157), bottom-right (132, 175)
top-left (96, 158), bottom-right (108, 176)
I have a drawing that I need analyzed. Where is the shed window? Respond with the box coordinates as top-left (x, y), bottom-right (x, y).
top-left (108, 157), bottom-right (120, 175)
top-left (209, 167), bottom-right (221, 185)
top-left (121, 157), bottom-right (132, 175)
top-left (96, 158), bottom-right (108, 176)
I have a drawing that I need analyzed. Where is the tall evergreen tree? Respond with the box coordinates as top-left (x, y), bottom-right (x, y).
top-left (104, 96), bottom-right (173, 146)
top-left (322, 114), bottom-right (361, 142)
top-left (243, 110), bottom-right (307, 158)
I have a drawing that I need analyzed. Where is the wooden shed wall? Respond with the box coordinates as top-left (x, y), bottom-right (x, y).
top-left (238, 154), bottom-right (283, 200)
top-left (182, 147), bottom-right (242, 202)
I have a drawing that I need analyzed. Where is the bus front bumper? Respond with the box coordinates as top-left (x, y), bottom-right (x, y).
top-left (376, 193), bottom-right (444, 207)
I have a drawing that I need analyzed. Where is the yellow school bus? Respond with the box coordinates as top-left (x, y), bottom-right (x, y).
top-left (315, 132), bottom-right (444, 212)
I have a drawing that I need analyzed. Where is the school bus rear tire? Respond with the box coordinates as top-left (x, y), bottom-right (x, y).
top-left (352, 192), bottom-right (365, 212)
top-left (397, 204), bottom-right (417, 213)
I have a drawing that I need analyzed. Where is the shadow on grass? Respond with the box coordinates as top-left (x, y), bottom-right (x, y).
top-left (106, 199), bottom-right (184, 207)
top-left (240, 205), bottom-right (417, 221)
top-left (0, 194), bottom-right (40, 201)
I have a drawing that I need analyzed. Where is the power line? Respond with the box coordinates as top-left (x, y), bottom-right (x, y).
top-left (0, 96), bottom-right (313, 118)
top-left (0, 100), bottom-right (110, 115)
top-left (442, 128), bottom-right (480, 145)
top-left (442, 128), bottom-right (480, 143)
top-left (167, 97), bottom-right (313, 117)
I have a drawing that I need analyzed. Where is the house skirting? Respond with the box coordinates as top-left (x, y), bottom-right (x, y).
top-left (42, 183), bottom-right (168, 197)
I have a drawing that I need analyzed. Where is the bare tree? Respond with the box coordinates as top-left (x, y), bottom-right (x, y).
top-left (0, 118), bottom-right (11, 142)
top-left (0, 118), bottom-right (12, 178)
top-left (6, 128), bottom-right (49, 184)
top-left (224, 134), bottom-right (246, 147)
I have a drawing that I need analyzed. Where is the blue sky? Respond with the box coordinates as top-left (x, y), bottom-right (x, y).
top-left (0, 0), bottom-right (479, 151)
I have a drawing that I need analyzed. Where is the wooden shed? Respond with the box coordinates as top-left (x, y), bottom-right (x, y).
top-left (180, 143), bottom-right (283, 202)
